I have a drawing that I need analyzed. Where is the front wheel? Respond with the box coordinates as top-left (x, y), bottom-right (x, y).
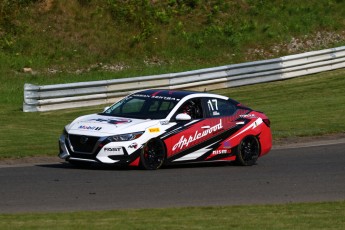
top-left (140, 139), bottom-right (166, 170)
top-left (235, 136), bottom-right (260, 166)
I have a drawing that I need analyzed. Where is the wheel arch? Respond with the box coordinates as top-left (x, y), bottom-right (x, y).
top-left (235, 134), bottom-right (261, 166)
top-left (140, 137), bottom-right (167, 170)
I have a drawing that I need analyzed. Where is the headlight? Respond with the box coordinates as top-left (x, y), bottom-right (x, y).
top-left (107, 131), bottom-right (144, 142)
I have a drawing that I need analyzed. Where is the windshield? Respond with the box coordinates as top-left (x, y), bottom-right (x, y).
top-left (100, 95), bottom-right (179, 119)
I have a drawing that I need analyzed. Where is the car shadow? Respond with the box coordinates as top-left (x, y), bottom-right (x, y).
top-left (36, 160), bottom-right (240, 171)
top-left (35, 161), bottom-right (135, 171)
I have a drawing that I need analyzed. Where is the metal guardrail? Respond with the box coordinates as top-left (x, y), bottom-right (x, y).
top-left (23, 46), bottom-right (345, 112)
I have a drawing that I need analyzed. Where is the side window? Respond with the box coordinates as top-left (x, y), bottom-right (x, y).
top-left (205, 98), bottom-right (237, 117)
top-left (176, 99), bottom-right (203, 119)
top-left (148, 100), bottom-right (177, 119)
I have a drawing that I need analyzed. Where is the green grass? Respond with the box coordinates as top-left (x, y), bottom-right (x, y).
top-left (215, 69), bottom-right (345, 138)
top-left (0, 69), bottom-right (344, 159)
top-left (1, 201), bottom-right (345, 229)
top-left (1, 0), bottom-right (345, 73)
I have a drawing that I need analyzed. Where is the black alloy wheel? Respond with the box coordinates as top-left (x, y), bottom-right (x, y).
top-left (236, 135), bottom-right (260, 166)
top-left (140, 139), bottom-right (166, 170)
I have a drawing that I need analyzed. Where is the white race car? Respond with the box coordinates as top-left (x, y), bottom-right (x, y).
top-left (59, 89), bottom-right (272, 169)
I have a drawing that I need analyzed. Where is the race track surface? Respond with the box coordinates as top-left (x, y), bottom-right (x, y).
top-left (1, 142), bottom-right (345, 213)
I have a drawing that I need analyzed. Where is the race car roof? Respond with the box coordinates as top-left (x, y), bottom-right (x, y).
top-left (132, 89), bottom-right (200, 100)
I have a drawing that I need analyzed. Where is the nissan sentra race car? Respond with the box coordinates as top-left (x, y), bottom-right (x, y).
top-left (59, 89), bottom-right (272, 169)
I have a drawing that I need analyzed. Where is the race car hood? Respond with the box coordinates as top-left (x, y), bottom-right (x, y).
top-left (66, 114), bottom-right (160, 136)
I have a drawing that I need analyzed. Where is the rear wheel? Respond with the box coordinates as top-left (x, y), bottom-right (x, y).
top-left (236, 136), bottom-right (260, 166)
top-left (140, 139), bottom-right (166, 170)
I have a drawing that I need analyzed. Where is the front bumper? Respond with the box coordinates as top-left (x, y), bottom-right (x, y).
top-left (58, 134), bottom-right (136, 165)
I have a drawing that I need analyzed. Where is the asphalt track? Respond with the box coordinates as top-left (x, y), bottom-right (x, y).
top-left (1, 141), bottom-right (345, 213)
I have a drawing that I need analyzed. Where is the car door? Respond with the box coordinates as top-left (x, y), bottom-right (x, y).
top-left (162, 97), bottom-right (222, 162)
top-left (200, 97), bottom-right (245, 160)
top-left (164, 97), bottom-right (236, 162)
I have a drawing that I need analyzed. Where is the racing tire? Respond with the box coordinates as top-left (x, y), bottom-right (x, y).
top-left (140, 138), bottom-right (166, 170)
top-left (235, 135), bottom-right (260, 166)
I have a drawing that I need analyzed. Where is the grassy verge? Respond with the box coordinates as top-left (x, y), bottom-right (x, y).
top-left (215, 69), bottom-right (345, 138)
top-left (0, 69), bottom-right (344, 159)
top-left (1, 201), bottom-right (344, 229)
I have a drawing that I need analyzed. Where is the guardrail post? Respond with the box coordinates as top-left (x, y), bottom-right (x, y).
top-left (23, 83), bottom-right (39, 112)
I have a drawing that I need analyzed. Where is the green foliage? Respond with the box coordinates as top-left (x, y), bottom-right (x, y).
top-left (1, 0), bottom-right (345, 66)
top-left (1, 201), bottom-right (345, 229)
top-left (0, 0), bottom-right (38, 27)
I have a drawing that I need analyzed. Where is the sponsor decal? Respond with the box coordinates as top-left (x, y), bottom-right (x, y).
top-left (133, 94), bottom-right (150, 98)
top-left (149, 127), bottom-right (160, 133)
top-left (89, 118), bottom-right (131, 125)
top-left (129, 143), bottom-right (138, 149)
top-left (107, 119), bottom-right (131, 125)
top-left (133, 93), bottom-right (180, 101)
top-left (212, 150), bottom-right (229, 155)
top-left (104, 147), bottom-right (122, 152)
top-left (78, 125), bottom-right (102, 131)
top-left (172, 119), bottom-right (223, 151)
top-left (239, 114), bottom-right (258, 119)
top-left (151, 96), bottom-right (178, 101)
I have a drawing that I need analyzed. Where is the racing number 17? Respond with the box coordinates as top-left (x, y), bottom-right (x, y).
top-left (207, 99), bottom-right (218, 111)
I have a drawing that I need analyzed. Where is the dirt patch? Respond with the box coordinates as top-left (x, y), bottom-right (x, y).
top-left (38, 0), bottom-right (54, 12)
top-left (0, 156), bottom-right (62, 167)
top-left (273, 133), bottom-right (345, 148)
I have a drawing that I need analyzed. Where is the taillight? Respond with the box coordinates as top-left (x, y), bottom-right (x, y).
top-left (263, 118), bottom-right (271, 127)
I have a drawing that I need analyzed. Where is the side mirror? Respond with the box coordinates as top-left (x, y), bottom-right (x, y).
top-left (175, 113), bottom-right (192, 121)
top-left (103, 106), bottom-right (110, 112)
